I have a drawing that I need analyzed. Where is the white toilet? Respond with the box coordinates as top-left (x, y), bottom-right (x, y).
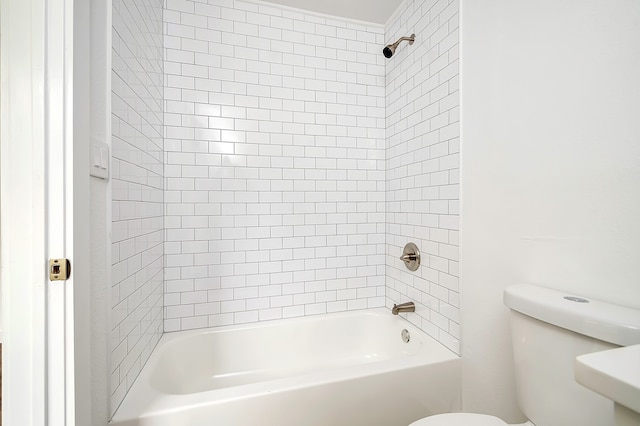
top-left (410, 284), bottom-right (640, 426)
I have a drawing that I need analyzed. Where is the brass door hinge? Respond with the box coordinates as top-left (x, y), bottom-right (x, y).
top-left (49, 258), bottom-right (71, 281)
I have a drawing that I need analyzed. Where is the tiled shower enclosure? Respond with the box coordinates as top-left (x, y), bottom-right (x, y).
top-left (110, 0), bottom-right (459, 414)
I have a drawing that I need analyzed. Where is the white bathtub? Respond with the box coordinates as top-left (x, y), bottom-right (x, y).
top-left (111, 308), bottom-right (461, 426)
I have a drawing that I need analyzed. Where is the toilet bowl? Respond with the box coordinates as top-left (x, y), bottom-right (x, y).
top-left (409, 413), bottom-right (535, 426)
top-left (408, 284), bottom-right (640, 426)
top-left (409, 413), bottom-right (507, 425)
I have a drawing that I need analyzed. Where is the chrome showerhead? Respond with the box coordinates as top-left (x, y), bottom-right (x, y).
top-left (383, 34), bottom-right (415, 58)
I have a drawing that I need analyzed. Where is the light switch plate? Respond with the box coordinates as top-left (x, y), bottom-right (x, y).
top-left (90, 139), bottom-right (109, 180)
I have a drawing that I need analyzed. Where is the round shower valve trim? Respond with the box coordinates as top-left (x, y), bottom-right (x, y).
top-left (399, 242), bottom-right (420, 271)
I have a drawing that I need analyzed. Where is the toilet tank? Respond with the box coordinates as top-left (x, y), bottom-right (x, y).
top-left (504, 284), bottom-right (640, 426)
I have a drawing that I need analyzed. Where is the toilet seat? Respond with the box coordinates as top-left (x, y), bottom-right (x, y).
top-left (409, 413), bottom-right (508, 426)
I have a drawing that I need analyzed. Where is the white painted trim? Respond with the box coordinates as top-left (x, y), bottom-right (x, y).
top-left (71, 0), bottom-right (94, 423)
top-left (45, 0), bottom-right (72, 422)
top-left (1, 0), bottom-right (83, 424)
top-left (1, 0), bottom-right (49, 424)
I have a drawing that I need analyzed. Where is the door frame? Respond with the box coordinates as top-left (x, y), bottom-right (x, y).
top-left (1, 0), bottom-right (92, 424)
top-left (1, 0), bottom-right (50, 422)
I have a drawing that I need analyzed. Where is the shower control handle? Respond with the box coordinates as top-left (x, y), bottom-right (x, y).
top-left (399, 254), bottom-right (417, 261)
top-left (399, 242), bottom-right (420, 271)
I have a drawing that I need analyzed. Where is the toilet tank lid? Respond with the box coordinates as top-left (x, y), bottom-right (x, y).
top-left (504, 284), bottom-right (640, 347)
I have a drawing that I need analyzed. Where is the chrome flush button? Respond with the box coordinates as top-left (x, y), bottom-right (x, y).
top-left (564, 296), bottom-right (589, 303)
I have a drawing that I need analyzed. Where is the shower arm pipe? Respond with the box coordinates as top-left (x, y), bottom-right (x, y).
top-left (389, 35), bottom-right (415, 49)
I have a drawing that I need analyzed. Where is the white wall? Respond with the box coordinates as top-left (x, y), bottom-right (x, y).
top-left (385, 0), bottom-right (460, 354)
top-left (111, 0), bottom-right (164, 414)
top-left (163, 0), bottom-right (386, 331)
top-left (89, 0), bottom-right (113, 422)
top-left (460, 0), bottom-right (640, 421)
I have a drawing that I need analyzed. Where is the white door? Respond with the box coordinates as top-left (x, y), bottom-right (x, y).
top-left (1, 0), bottom-right (91, 424)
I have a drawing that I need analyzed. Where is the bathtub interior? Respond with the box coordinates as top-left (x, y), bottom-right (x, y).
top-left (112, 308), bottom-right (461, 426)
top-left (150, 310), bottom-right (429, 394)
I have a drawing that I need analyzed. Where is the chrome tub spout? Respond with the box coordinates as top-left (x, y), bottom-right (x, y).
top-left (392, 302), bottom-right (415, 315)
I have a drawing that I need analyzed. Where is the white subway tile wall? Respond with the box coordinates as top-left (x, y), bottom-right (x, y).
top-left (163, 0), bottom-right (387, 331)
top-left (385, 0), bottom-right (460, 354)
top-left (111, 0), bottom-right (164, 414)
